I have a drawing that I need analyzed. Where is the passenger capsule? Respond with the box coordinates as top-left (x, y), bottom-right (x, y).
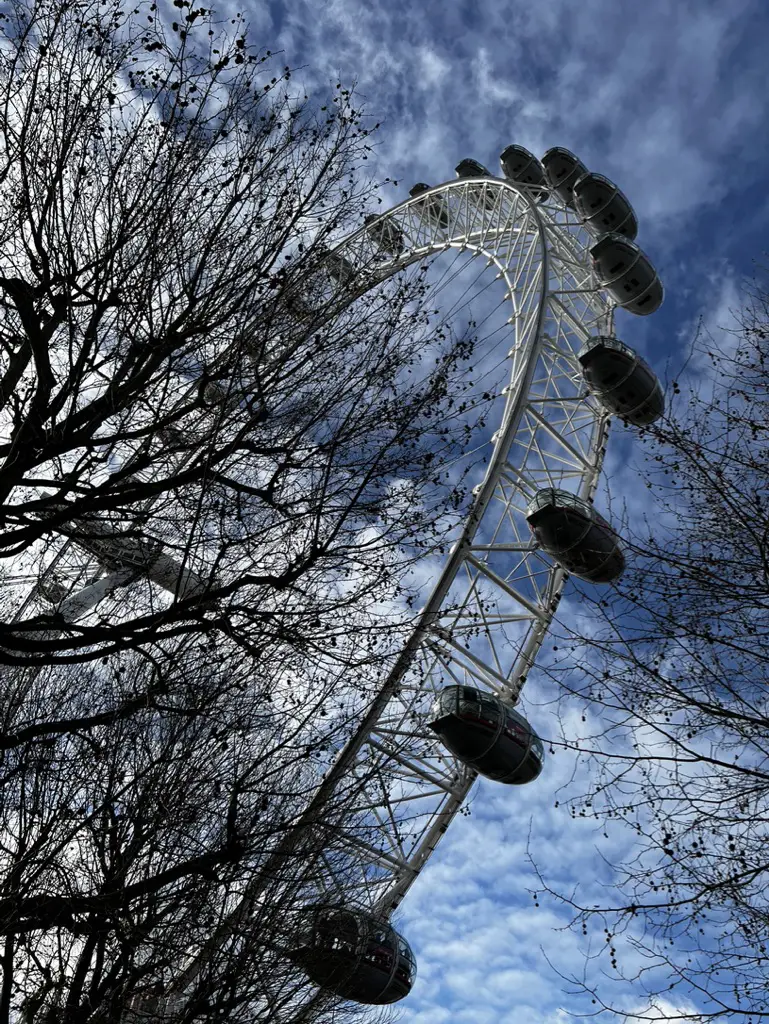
top-left (319, 246), bottom-right (356, 289)
top-left (579, 336), bottom-right (664, 426)
top-left (499, 145), bottom-right (548, 201)
top-left (292, 906), bottom-right (416, 1005)
top-left (364, 213), bottom-right (405, 257)
top-left (428, 685), bottom-right (544, 784)
top-left (455, 158), bottom-right (492, 178)
top-left (409, 183), bottom-right (449, 229)
top-left (573, 172), bottom-right (637, 240)
top-left (541, 147), bottom-right (588, 207)
top-left (526, 488), bottom-right (625, 583)
top-left (285, 246), bottom-right (356, 318)
top-left (590, 233), bottom-right (663, 316)
top-left (455, 158), bottom-right (498, 211)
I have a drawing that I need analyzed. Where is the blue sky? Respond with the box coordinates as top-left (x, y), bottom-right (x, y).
top-left (239, 0), bottom-right (769, 1019)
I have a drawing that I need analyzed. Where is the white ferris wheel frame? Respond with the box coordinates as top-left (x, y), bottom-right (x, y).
top-left (285, 176), bottom-right (615, 919)
top-left (163, 175), bottom-right (619, 1004)
top-left (10, 174), bottom-right (617, 1002)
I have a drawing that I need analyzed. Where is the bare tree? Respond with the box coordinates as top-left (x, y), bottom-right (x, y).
top-left (0, 1), bottom-right (478, 1019)
top-left (536, 272), bottom-right (769, 1023)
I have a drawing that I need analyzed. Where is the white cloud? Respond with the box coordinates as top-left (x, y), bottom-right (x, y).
top-left (417, 47), bottom-right (451, 88)
top-left (262, 0), bottom-right (766, 249)
top-left (623, 998), bottom-right (706, 1023)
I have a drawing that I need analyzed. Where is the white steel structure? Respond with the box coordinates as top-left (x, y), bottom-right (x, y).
top-left (278, 175), bottom-right (614, 917)
top-left (162, 170), bottom-right (620, 1009)
top-left (8, 168), bottom-right (621, 1009)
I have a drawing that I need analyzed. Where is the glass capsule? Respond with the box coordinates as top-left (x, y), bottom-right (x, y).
top-left (429, 685), bottom-right (545, 784)
top-left (573, 172), bottom-right (638, 240)
top-left (590, 233), bottom-right (663, 316)
top-left (526, 488), bottom-right (625, 583)
top-left (541, 147), bottom-right (588, 207)
top-left (293, 906), bottom-right (416, 1005)
top-left (579, 336), bottom-right (664, 425)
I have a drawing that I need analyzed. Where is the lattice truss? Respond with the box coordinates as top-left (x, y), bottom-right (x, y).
top-left (294, 179), bottom-right (615, 915)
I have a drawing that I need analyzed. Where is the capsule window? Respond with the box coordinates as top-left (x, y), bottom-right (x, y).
top-left (505, 719), bottom-right (528, 741)
top-left (608, 260), bottom-right (626, 275)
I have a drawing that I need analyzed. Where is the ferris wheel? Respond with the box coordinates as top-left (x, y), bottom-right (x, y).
top-left (7, 142), bottom-right (666, 1015)
top-left (171, 145), bottom-right (667, 1009)
top-left (275, 145), bottom-right (667, 1007)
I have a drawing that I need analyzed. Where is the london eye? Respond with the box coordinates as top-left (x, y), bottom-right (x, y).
top-left (8, 142), bottom-right (665, 1015)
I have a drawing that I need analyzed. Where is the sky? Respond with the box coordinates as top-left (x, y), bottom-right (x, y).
top-left (234, 0), bottom-right (769, 1020)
